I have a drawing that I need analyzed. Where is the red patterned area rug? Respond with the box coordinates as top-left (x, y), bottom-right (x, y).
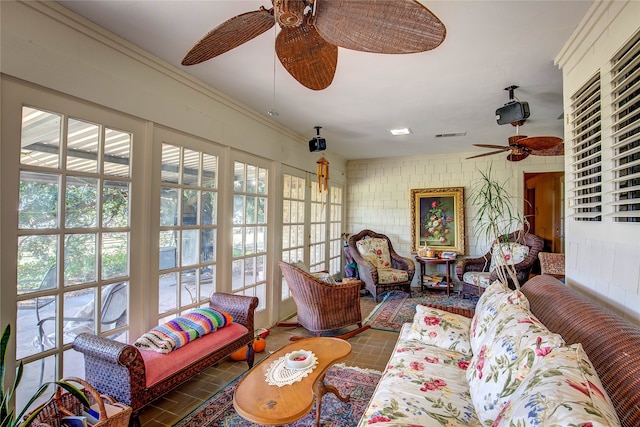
top-left (173, 364), bottom-right (382, 427)
top-left (364, 290), bottom-right (478, 332)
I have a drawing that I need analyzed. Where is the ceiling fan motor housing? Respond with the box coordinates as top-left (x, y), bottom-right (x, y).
top-left (274, 0), bottom-right (305, 27)
top-left (496, 101), bottom-right (530, 125)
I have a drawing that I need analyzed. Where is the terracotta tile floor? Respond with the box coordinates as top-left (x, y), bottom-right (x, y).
top-left (139, 293), bottom-right (399, 426)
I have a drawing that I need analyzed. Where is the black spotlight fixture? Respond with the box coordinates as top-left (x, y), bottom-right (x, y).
top-left (496, 85), bottom-right (530, 126)
top-left (309, 126), bottom-right (327, 152)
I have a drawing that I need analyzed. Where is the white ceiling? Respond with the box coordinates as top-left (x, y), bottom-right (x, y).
top-left (56, 0), bottom-right (593, 160)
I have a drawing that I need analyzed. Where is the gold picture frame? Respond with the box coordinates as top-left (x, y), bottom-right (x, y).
top-left (411, 187), bottom-right (465, 254)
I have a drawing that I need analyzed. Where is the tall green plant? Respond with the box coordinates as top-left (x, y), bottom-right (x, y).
top-left (470, 165), bottom-right (528, 289)
top-left (1, 325), bottom-right (89, 427)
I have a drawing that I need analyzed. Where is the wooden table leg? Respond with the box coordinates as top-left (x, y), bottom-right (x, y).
top-left (313, 376), bottom-right (351, 427)
top-left (445, 260), bottom-right (451, 296)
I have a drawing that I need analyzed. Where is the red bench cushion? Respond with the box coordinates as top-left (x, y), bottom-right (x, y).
top-left (140, 322), bottom-right (248, 387)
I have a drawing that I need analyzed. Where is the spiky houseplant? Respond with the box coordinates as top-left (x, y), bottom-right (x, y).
top-left (1, 324), bottom-right (90, 427)
top-left (470, 165), bottom-right (529, 290)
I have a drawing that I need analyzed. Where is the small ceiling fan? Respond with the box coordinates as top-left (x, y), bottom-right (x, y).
top-left (467, 133), bottom-right (565, 162)
top-left (181, 0), bottom-right (446, 91)
top-left (467, 85), bottom-right (564, 162)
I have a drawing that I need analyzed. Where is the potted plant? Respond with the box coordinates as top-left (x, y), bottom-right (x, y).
top-left (470, 165), bottom-right (529, 289)
top-left (1, 324), bottom-right (89, 427)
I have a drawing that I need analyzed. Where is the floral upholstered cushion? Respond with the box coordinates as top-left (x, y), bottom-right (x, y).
top-left (356, 237), bottom-right (392, 269)
top-left (494, 344), bottom-right (621, 427)
top-left (462, 271), bottom-right (492, 289)
top-left (358, 324), bottom-right (481, 426)
top-left (377, 268), bottom-right (409, 284)
top-left (406, 305), bottom-right (473, 357)
top-left (489, 243), bottom-right (530, 272)
top-left (470, 281), bottom-right (529, 354)
top-left (466, 303), bottom-right (565, 425)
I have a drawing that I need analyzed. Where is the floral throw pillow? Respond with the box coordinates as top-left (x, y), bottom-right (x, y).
top-left (466, 303), bottom-right (565, 425)
top-left (356, 237), bottom-right (392, 269)
top-left (494, 344), bottom-right (621, 427)
top-left (406, 305), bottom-right (473, 357)
top-left (489, 243), bottom-right (529, 272)
top-left (470, 281), bottom-right (529, 354)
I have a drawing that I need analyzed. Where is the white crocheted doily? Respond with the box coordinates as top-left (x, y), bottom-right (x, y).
top-left (265, 352), bottom-right (318, 387)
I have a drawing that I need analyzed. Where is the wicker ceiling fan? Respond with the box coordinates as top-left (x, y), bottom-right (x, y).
top-left (466, 132), bottom-right (565, 162)
top-left (181, 0), bottom-right (446, 91)
top-left (467, 86), bottom-right (564, 162)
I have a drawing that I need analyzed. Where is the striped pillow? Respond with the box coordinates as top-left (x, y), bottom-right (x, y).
top-left (134, 308), bottom-right (232, 353)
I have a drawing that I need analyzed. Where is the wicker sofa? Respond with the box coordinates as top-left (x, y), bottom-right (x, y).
top-left (359, 275), bottom-right (640, 426)
top-left (72, 293), bottom-right (258, 421)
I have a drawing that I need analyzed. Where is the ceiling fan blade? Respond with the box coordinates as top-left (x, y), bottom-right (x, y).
top-left (473, 144), bottom-right (511, 150)
top-left (182, 8), bottom-right (275, 66)
top-left (314, 0), bottom-right (446, 54)
top-left (276, 22), bottom-right (338, 91)
top-left (517, 136), bottom-right (563, 151)
top-left (466, 149), bottom-right (510, 160)
top-left (531, 143), bottom-right (565, 156)
top-left (507, 152), bottom-right (530, 162)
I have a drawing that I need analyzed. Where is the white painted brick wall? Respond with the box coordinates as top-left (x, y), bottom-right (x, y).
top-left (347, 154), bottom-right (561, 248)
top-left (347, 152), bottom-right (564, 286)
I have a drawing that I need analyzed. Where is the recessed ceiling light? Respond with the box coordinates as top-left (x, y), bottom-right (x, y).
top-left (389, 127), bottom-right (413, 136)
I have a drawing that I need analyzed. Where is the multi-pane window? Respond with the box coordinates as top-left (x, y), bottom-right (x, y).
top-left (610, 30), bottom-right (640, 222)
top-left (309, 181), bottom-right (327, 272)
top-left (232, 161), bottom-right (268, 311)
top-left (281, 173), bottom-right (306, 300)
top-left (569, 74), bottom-right (602, 221)
top-left (328, 186), bottom-right (344, 274)
top-left (159, 144), bottom-right (218, 319)
top-left (16, 106), bottom-right (131, 406)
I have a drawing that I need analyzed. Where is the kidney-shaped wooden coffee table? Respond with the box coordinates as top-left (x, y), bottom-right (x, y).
top-left (233, 337), bottom-right (352, 426)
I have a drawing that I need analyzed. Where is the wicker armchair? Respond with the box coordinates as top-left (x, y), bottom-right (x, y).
top-left (348, 230), bottom-right (415, 302)
top-left (278, 261), bottom-right (364, 336)
top-left (456, 231), bottom-right (544, 296)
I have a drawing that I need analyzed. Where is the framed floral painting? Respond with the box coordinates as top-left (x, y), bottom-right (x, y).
top-left (410, 187), bottom-right (465, 254)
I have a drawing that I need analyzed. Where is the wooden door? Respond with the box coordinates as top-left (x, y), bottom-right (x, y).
top-left (524, 172), bottom-right (564, 252)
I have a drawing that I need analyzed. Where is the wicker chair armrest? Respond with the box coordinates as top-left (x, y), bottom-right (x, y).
top-left (462, 256), bottom-right (491, 269)
top-left (73, 333), bottom-right (140, 367)
top-left (511, 245), bottom-right (540, 271)
top-left (209, 292), bottom-right (258, 331)
top-left (488, 266), bottom-right (506, 283)
top-left (456, 256), bottom-right (490, 281)
top-left (390, 255), bottom-right (416, 276)
top-left (422, 304), bottom-right (475, 319)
